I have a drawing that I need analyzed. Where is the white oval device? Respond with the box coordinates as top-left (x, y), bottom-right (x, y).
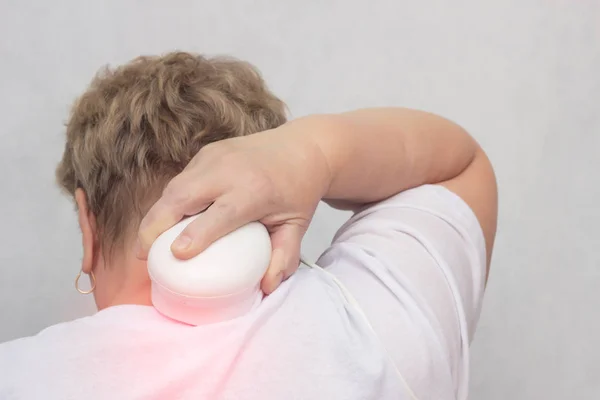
top-left (147, 215), bottom-right (272, 325)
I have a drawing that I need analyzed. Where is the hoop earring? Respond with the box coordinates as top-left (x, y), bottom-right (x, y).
top-left (75, 270), bottom-right (96, 294)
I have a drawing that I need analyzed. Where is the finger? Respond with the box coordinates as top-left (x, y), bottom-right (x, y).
top-left (170, 195), bottom-right (258, 260)
top-left (136, 172), bottom-right (220, 259)
top-left (261, 223), bottom-right (304, 294)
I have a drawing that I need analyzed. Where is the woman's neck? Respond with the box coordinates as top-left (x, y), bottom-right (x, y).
top-left (93, 253), bottom-right (153, 310)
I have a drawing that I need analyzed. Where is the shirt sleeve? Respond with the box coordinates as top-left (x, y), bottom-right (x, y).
top-left (316, 184), bottom-right (487, 396)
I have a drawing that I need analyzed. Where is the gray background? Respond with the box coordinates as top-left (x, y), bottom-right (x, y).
top-left (0, 0), bottom-right (598, 398)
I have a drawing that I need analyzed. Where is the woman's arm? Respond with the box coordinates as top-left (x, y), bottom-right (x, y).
top-left (137, 108), bottom-right (497, 291)
top-left (288, 108), bottom-right (477, 203)
top-left (288, 108), bottom-right (497, 265)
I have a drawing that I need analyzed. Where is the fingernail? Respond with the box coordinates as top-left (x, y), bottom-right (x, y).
top-left (172, 235), bottom-right (192, 252)
top-left (277, 269), bottom-right (285, 281)
top-left (273, 271), bottom-right (284, 289)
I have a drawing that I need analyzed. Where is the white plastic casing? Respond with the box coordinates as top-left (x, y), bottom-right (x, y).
top-left (147, 215), bottom-right (272, 325)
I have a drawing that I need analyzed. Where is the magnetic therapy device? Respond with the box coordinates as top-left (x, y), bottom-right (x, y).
top-left (147, 214), bottom-right (272, 326)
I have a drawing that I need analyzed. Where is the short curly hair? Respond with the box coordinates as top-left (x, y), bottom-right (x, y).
top-left (56, 52), bottom-right (287, 255)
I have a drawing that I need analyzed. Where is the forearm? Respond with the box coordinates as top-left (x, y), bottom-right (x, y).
top-left (290, 108), bottom-right (479, 206)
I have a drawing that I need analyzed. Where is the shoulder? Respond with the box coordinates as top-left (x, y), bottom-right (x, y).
top-left (0, 317), bottom-right (86, 361)
top-left (332, 184), bottom-right (486, 257)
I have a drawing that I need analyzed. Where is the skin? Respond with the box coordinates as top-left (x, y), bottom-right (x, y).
top-left (126, 108), bottom-right (498, 299)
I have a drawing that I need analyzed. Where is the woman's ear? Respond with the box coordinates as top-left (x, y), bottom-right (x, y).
top-left (75, 188), bottom-right (98, 274)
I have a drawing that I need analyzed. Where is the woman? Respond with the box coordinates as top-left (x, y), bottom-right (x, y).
top-left (0, 52), bottom-right (497, 399)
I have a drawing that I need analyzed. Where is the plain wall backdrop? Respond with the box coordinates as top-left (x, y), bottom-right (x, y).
top-left (0, 0), bottom-right (598, 398)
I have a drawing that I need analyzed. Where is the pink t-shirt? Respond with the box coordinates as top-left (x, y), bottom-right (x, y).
top-left (0, 185), bottom-right (486, 399)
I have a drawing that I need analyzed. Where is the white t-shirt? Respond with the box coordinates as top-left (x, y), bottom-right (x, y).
top-left (0, 185), bottom-right (487, 400)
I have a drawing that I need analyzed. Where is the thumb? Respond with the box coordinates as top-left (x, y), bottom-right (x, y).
top-left (261, 223), bottom-right (305, 294)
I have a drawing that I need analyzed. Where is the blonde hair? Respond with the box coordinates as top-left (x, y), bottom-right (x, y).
top-left (56, 52), bottom-right (287, 254)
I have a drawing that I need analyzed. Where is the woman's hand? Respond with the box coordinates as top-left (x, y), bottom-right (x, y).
top-left (136, 123), bottom-right (332, 294)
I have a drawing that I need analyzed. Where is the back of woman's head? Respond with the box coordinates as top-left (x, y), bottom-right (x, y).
top-left (56, 51), bottom-right (287, 255)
